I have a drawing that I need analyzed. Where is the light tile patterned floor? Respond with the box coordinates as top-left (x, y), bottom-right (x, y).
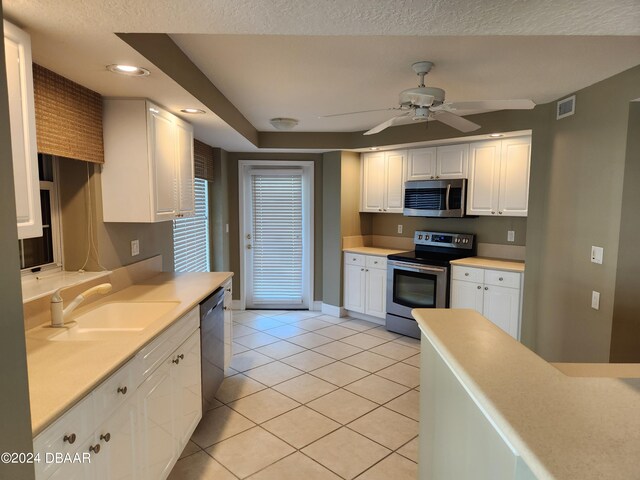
top-left (169, 310), bottom-right (420, 480)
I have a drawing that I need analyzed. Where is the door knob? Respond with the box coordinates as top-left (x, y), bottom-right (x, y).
top-left (246, 234), bottom-right (251, 239)
top-left (247, 244), bottom-right (252, 249)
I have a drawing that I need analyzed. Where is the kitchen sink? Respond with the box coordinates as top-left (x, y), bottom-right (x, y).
top-left (49, 301), bottom-right (179, 342)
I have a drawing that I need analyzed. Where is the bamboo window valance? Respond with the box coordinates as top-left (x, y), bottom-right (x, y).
top-left (194, 138), bottom-right (214, 182)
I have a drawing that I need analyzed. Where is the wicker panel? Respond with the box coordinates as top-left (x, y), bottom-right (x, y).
top-left (33, 64), bottom-right (104, 164)
top-left (194, 138), bottom-right (214, 181)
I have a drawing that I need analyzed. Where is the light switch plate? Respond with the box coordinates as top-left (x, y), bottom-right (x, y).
top-left (591, 246), bottom-right (603, 264)
top-left (507, 230), bottom-right (515, 242)
top-left (131, 239), bottom-right (140, 256)
top-left (591, 291), bottom-right (600, 310)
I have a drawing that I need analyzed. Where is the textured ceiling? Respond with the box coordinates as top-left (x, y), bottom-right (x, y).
top-left (3, 0), bottom-right (640, 150)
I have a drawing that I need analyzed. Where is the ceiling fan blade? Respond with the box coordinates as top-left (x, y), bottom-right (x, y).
top-left (363, 112), bottom-right (412, 136)
top-left (319, 107), bottom-right (401, 118)
top-left (437, 99), bottom-right (536, 111)
top-left (432, 110), bottom-right (481, 133)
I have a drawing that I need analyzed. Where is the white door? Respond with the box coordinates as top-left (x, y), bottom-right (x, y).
top-left (406, 147), bottom-right (437, 180)
top-left (243, 166), bottom-right (313, 309)
top-left (450, 279), bottom-right (484, 313)
top-left (148, 106), bottom-right (177, 221)
top-left (467, 140), bottom-right (501, 216)
top-left (498, 137), bottom-right (531, 217)
top-left (175, 119), bottom-right (195, 217)
top-left (94, 399), bottom-right (138, 480)
top-left (344, 263), bottom-right (366, 313)
top-left (483, 285), bottom-right (520, 339)
top-left (385, 150), bottom-right (406, 213)
top-left (365, 267), bottom-right (387, 318)
top-left (436, 144), bottom-right (469, 179)
top-left (173, 330), bottom-right (202, 446)
top-left (361, 152), bottom-right (385, 212)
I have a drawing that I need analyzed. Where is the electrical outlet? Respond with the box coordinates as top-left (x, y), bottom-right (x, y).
top-left (225, 223), bottom-right (229, 233)
top-left (131, 239), bottom-right (140, 257)
top-left (397, 224), bottom-right (403, 234)
top-left (591, 246), bottom-right (603, 264)
top-left (507, 230), bottom-right (515, 242)
top-left (591, 291), bottom-right (600, 310)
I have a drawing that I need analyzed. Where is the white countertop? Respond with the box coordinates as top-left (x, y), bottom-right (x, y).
top-left (26, 271), bottom-right (232, 436)
top-left (343, 246), bottom-right (409, 256)
top-left (413, 308), bottom-right (640, 480)
top-left (450, 256), bottom-right (525, 272)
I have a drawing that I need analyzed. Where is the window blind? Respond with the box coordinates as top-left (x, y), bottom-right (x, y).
top-left (251, 173), bottom-right (303, 304)
top-left (173, 178), bottom-right (209, 272)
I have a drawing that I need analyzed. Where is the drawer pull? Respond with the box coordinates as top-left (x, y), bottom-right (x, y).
top-left (172, 357), bottom-right (180, 365)
top-left (100, 433), bottom-right (111, 443)
top-left (63, 433), bottom-right (76, 444)
top-left (117, 386), bottom-right (128, 395)
top-left (352, 257), bottom-right (356, 261)
top-left (464, 272), bottom-right (469, 276)
top-left (224, 306), bottom-right (229, 311)
top-left (499, 277), bottom-right (504, 281)
top-left (374, 261), bottom-right (378, 264)
top-left (360, 268), bottom-right (364, 272)
top-left (477, 285), bottom-right (481, 290)
top-left (484, 287), bottom-right (489, 291)
top-left (178, 354), bottom-right (185, 360)
top-left (89, 444), bottom-right (101, 454)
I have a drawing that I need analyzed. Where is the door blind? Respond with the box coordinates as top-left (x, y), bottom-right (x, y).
top-left (173, 178), bottom-right (209, 272)
top-left (251, 173), bottom-right (303, 304)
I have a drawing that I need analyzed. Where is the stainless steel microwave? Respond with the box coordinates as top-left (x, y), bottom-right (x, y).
top-left (403, 179), bottom-right (466, 217)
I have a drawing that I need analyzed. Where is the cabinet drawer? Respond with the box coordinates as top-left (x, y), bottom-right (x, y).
top-left (138, 307), bottom-right (199, 379)
top-left (345, 253), bottom-right (365, 266)
top-left (366, 256), bottom-right (387, 270)
top-left (484, 270), bottom-right (521, 289)
top-left (33, 394), bottom-right (94, 479)
top-left (451, 266), bottom-right (484, 283)
top-left (93, 358), bottom-right (140, 426)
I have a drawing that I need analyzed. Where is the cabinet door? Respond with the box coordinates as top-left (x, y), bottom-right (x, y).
top-left (361, 152), bottom-right (386, 212)
top-left (94, 398), bottom-right (138, 480)
top-left (406, 147), bottom-right (437, 180)
top-left (498, 137), bottom-right (531, 217)
top-left (137, 359), bottom-right (177, 480)
top-left (385, 150), bottom-right (406, 212)
top-left (172, 330), bottom-right (202, 447)
top-left (47, 437), bottom-right (95, 480)
top-left (175, 120), bottom-right (195, 217)
top-left (365, 267), bottom-right (387, 319)
top-left (450, 279), bottom-right (484, 313)
top-left (3, 21), bottom-right (42, 239)
top-left (483, 285), bottom-right (520, 339)
top-left (467, 141), bottom-right (501, 216)
top-left (223, 282), bottom-right (233, 370)
top-left (148, 105), bottom-right (177, 221)
top-left (436, 144), bottom-right (469, 179)
top-left (344, 262), bottom-right (366, 313)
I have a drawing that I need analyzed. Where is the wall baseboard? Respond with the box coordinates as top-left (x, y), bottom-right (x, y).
top-left (321, 303), bottom-right (347, 317)
top-left (312, 301), bottom-right (322, 311)
top-left (231, 300), bottom-right (243, 310)
top-left (344, 310), bottom-right (385, 326)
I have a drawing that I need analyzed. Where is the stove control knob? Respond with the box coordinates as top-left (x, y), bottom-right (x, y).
top-left (463, 239), bottom-right (469, 244)
top-left (418, 235), bottom-right (423, 240)
top-left (425, 235), bottom-right (430, 240)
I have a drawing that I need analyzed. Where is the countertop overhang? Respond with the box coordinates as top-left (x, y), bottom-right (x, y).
top-left (413, 308), bottom-right (640, 480)
top-left (26, 271), bottom-right (233, 436)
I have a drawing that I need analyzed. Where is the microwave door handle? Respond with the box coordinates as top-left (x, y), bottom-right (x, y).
top-left (445, 183), bottom-right (451, 211)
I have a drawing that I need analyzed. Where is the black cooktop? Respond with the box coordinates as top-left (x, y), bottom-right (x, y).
top-left (387, 250), bottom-right (472, 267)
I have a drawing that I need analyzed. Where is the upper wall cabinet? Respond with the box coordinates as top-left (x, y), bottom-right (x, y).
top-left (3, 20), bottom-right (42, 239)
top-left (467, 137), bottom-right (531, 217)
top-left (361, 150), bottom-right (406, 213)
top-left (406, 144), bottom-right (469, 181)
top-left (102, 100), bottom-right (194, 222)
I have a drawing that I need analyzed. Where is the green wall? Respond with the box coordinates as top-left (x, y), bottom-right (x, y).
top-left (322, 151), bottom-right (343, 307)
top-left (211, 148), bottom-right (230, 272)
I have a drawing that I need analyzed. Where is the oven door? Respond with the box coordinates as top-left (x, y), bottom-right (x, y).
top-left (386, 261), bottom-right (448, 319)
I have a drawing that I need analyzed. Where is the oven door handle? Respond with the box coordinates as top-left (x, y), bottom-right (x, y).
top-left (389, 261), bottom-right (446, 274)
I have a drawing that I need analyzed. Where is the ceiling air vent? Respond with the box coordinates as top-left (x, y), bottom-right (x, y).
top-left (557, 95), bottom-right (576, 119)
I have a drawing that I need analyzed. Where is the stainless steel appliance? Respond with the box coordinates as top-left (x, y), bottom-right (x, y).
top-left (386, 230), bottom-right (476, 338)
top-left (403, 179), bottom-right (467, 217)
top-left (200, 287), bottom-right (225, 411)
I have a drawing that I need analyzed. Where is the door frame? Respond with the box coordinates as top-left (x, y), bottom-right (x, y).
top-left (238, 160), bottom-right (314, 310)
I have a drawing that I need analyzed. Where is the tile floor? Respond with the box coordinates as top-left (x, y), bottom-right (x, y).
top-left (169, 310), bottom-right (420, 480)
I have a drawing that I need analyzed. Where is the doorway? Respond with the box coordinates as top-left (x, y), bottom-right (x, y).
top-left (239, 161), bottom-right (314, 310)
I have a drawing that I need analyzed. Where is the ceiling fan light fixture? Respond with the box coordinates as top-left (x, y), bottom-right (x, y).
top-left (106, 64), bottom-right (150, 77)
top-left (269, 117), bottom-right (299, 130)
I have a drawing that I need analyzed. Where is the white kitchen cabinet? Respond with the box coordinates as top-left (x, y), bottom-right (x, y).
top-left (3, 20), bottom-right (42, 239)
top-left (406, 144), bottom-right (468, 181)
top-left (360, 150), bottom-right (406, 213)
top-left (94, 397), bottom-right (138, 480)
top-left (344, 253), bottom-right (387, 319)
top-left (467, 137), bottom-right (531, 217)
top-left (172, 330), bottom-right (202, 447)
top-left (450, 265), bottom-right (523, 340)
top-left (102, 99), bottom-right (194, 223)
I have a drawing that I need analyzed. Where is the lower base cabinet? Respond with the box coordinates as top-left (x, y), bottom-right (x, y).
top-left (34, 308), bottom-right (203, 480)
top-left (344, 253), bottom-right (388, 319)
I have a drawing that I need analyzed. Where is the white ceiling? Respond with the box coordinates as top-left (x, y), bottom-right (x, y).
top-left (3, 0), bottom-right (640, 150)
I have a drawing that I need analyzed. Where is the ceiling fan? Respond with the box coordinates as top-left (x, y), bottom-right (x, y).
top-left (321, 61), bottom-right (536, 135)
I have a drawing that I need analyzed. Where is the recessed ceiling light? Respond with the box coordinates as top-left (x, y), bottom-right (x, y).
top-left (180, 108), bottom-right (206, 114)
top-left (106, 64), bottom-right (150, 77)
top-left (370, 147), bottom-right (380, 151)
top-left (269, 117), bottom-right (299, 130)
top-left (489, 133), bottom-right (504, 138)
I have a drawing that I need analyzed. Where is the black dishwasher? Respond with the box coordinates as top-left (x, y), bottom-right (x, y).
top-left (200, 287), bottom-right (225, 412)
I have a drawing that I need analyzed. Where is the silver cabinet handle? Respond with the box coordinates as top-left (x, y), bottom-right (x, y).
top-left (360, 268), bottom-right (364, 271)
top-left (117, 386), bottom-right (128, 395)
top-left (64, 433), bottom-right (76, 444)
top-left (499, 277), bottom-right (504, 281)
top-left (436, 175), bottom-right (440, 179)
top-left (498, 211), bottom-right (503, 215)
top-left (430, 176), bottom-right (434, 179)
top-left (374, 261), bottom-right (378, 264)
top-left (178, 354), bottom-right (184, 360)
top-left (484, 287), bottom-right (489, 290)
top-left (464, 272), bottom-right (469, 276)
top-left (378, 208), bottom-right (382, 212)
top-left (172, 358), bottom-right (180, 364)
top-left (491, 211), bottom-right (496, 215)
top-left (89, 444), bottom-right (100, 454)
top-left (477, 285), bottom-right (481, 290)
top-left (100, 433), bottom-right (111, 443)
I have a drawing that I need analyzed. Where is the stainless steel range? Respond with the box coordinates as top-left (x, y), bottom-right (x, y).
top-left (386, 230), bottom-right (476, 338)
